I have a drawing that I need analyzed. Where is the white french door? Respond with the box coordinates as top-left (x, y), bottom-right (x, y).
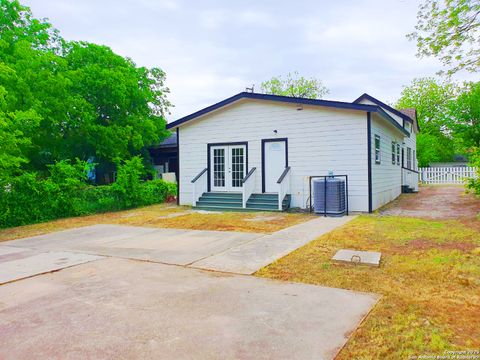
top-left (210, 145), bottom-right (246, 192)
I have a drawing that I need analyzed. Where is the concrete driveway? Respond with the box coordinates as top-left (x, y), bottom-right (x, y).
top-left (1, 216), bottom-right (354, 277)
top-left (0, 217), bottom-right (379, 359)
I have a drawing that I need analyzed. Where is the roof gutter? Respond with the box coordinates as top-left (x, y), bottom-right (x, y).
top-left (166, 92), bottom-right (409, 136)
top-left (166, 92), bottom-right (378, 130)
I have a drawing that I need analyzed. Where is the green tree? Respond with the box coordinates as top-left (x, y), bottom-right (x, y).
top-left (408, 0), bottom-right (480, 74)
top-left (0, 0), bottom-right (171, 172)
top-left (260, 71), bottom-right (329, 99)
top-left (61, 42), bottom-right (171, 166)
top-left (448, 81), bottom-right (480, 149)
top-left (396, 77), bottom-right (458, 166)
top-left (0, 62), bottom-right (41, 176)
top-left (466, 147), bottom-right (480, 194)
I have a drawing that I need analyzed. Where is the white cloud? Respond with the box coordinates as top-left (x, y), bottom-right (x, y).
top-left (199, 9), bottom-right (229, 30)
top-left (22, 0), bottom-right (480, 121)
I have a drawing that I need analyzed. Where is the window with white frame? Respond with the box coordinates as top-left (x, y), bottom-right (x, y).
top-left (413, 150), bottom-right (416, 170)
top-left (407, 147), bottom-right (412, 169)
top-left (396, 143), bottom-right (401, 165)
top-left (392, 141), bottom-right (396, 164)
top-left (375, 135), bottom-right (381, 164)
top-left (405, 122), bottom-right (412, 133)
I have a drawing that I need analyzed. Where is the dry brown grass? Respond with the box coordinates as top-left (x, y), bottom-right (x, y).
top-left (0, 204), bottom-right (313, 242)
top-left (256, 215), bottom-right (480, 359)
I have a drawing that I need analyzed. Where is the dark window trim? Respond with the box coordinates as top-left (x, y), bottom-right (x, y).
top-left (367, 112), bottom-right (373, 213)
top-left (391, 141), bottom-right (396, 164)
top-left (176, 128), bottom-right (180, 205)
top-left (207, 141), bottom-right (248, 192)
top-left (374, 134), bottom-right (381, 165)
top-left (261, 138), bottom-right (288, 193)
top-left (406, 147), bottom-right (412, 170)
top-left (396, 143), bottom-right (401, 165)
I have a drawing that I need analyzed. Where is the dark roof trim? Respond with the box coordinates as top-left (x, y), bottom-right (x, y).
top-left (167, 92), bottom-right (378, 129)
top-left (150, 132), bottom-right (177, 149)
top-left (167, 91), bottom-right (409, 136)
top-left (353, 93), bottom-right (414, 123)
top-left (375, 107), bottom-right (410, 136)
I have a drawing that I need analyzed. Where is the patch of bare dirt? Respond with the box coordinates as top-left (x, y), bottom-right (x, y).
top-left (409, 239), bottom-right (476, 251)
top-left (389, 239), bottom-right (477, 255)
top-left (245, 215), bottom-right (285, 222)
top-left (380, 186), bottom-right (480, 220)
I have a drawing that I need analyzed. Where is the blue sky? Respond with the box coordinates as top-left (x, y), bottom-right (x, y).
top-left (24, 0), bottom-right (477, 121)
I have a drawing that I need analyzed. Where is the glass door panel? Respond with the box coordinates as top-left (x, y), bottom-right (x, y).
top-left (210, 145), bottom-right (246, 191)
top-left (230, 146), bottom-right (245, 189)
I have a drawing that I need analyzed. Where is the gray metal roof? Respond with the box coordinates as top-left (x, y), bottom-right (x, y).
top-left (157, 132), bottom-right (177, 148)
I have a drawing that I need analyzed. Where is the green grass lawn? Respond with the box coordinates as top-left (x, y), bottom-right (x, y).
top-left (256, 215), bottom-right (480, 359)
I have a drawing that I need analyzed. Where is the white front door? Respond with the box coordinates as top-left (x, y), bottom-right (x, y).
top-left (264, 140), bottom-right (287, 192)
top-left (210, 145), bottom-right (246, 192)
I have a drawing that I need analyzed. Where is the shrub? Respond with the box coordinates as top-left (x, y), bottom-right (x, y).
top-left (113, 156), bottom-right (144, 208)
top-left (138, 179), bottom-right (173, 206)
top-left (45, 160), bottom-right (91, 216)
top-left (76, 185), bottom-right (122, 214)
top-left (466, 148), bottom-right (480, 195)
top-left (0, 157), bottom-right (177, 228)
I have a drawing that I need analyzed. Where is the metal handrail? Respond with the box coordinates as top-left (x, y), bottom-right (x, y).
top-left (402, 166), bottom-right (419, 174)
top-left (277, 166), bottom-right (291, 184)
top-left (241, 167), bottom-right (256, 184)
top-left (191, 168), bottom-right (207, 183)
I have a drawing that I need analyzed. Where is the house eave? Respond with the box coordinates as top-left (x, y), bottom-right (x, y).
top-left (166, 92), bottom-right (409, 137)
top-left (353, 93), bottom-right (414, 124)
top-left (166, 92), bottom-right (379, 130)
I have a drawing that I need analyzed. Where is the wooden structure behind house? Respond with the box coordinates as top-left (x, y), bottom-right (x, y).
top-left (149, 132), bottom-right (178, 180)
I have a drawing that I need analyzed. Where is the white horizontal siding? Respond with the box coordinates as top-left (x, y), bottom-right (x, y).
top-left (403, 129), bottom-right (417, 170)
top-left (358, 98), bottom-right (404, 127)
top-left (370, 113), bottom-right (404, 210)
top-left (178, 99), bottom-right (369, 211)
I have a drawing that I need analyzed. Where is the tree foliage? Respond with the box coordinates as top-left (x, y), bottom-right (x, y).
top-left (467, 147), bottom-right (480, 193)
top-left (0, 0), bottom-right (171, 173)
top-left (408, 0), bottom-right (480, 74)
top-left (0, 159), bottom-right (177, 228)
top-left (260, 71), bottom-right (329, 99)
top-left (448, 81), bottom-right (480, 148)
top-left (396, 78), bottom-right (459, 166)
top-left (396, 78), bottom-right (480, 167)
top-left (0, 0), bottom-right (174, 227)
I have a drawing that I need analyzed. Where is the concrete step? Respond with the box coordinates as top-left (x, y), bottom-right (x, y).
top-left (202, 192), bottom-right (242, 197)
top-left (248, 193), bottom-right (279, 200)
top-left (198, 197), bottom-right (242, 204)
top-left (193, 205), bottom-right (265, 212)
top-left (196, 200), bottom-right (242, 208)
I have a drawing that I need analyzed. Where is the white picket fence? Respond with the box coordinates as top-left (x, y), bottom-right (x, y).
top-left (419, 166), bottom-right (478, 184)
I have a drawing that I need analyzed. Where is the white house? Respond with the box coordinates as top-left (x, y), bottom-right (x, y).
top-left (166, 92), bottom-right (419, 212)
